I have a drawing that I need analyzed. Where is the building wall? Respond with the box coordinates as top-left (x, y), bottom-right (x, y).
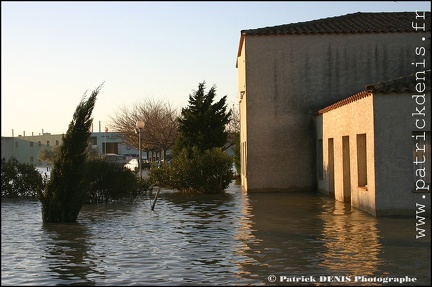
top-left (373, 91), bottom-right (431, 216)
top-left (1, 137), bottom-right (15, 161)
top-left (317, 94), bottom-right (377, 215)
top-left (238, 38), bottom-right (248, 191)
top-left (317, 89), bottom-right (431, 216)
top-left (2, 134), bottom-right (65, 165)
top-left (239, 32), bottom-right (428, 192)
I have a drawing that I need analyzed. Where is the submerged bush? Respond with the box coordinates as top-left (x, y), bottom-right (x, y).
top-left (1, 156), bottom-right (150, 203)
top-left (83, 159), bottom-right (148, 204)
top-left (149, 147), bottom-right (233, 194)
top-left (1, 157), bottom-right (44, 198)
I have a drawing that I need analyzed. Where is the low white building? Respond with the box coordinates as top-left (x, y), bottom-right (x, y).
top-left (1, 132), bottom-right (137, 166)
top-left (315, 71), bottom-right (430, 216)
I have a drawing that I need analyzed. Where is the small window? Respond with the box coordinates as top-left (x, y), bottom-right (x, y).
top-left (47, 140), bottom-right (50, 146)
top-left (38, 141), bottom-right (42, 147)
top-left (30, 142), bottom-right (34, 147)
top-left (317, 139), bottom-right (323, 180)
top-left (357, 134), bottom-right (367, 187)
top-left (56, 140), bottom-right (60, 146)
top-left (413, 131), bottom-right (431, 191)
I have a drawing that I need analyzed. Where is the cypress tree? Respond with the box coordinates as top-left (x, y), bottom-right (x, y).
top-left (175, 81), bottom-right (231, 154)
top-left (38, 84), bottom-right (102, 223)
top-left (160, 81), bottom-right (233, 193)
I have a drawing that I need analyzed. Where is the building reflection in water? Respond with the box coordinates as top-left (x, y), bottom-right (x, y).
top-left (233, 191), bottom-right (383, 283)
top-left (232, 190), bottom-right (264, 282)
top-left (317, 199), bottom-right (382, 276)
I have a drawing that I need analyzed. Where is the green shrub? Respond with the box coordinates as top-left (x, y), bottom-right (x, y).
top-left (148, 162), bottom-right (171, 188)
top-left (83, 159), bottom-right (148, 204)
top-left (149, 147), bottom-right (233, 194)
top-left (1, 157), bottom-right (44, 198)
top-left (0, 156), bottom-right (151, 203)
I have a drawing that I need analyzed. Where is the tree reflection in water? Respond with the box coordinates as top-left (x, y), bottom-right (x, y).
top-left (42, 222), bottom-right (97, 286)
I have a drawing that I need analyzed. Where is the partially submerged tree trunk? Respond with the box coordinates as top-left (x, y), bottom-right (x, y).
top-left (38, 84), bottom-right (103, 223)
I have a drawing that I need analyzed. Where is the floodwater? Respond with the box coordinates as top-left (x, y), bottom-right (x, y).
top-left (1, 182), bottom-right (431, 286)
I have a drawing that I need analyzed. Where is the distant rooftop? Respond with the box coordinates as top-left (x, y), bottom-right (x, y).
top-left (316, 70), bottom-right (431, 115)
top-left (242, 12), bottom-right (431, 35)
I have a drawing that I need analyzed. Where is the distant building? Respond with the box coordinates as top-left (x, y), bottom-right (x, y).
top-left (236, 12), bottom-right (431, 194)
top-left (315, 71), bottom-right (431, 216)
top-left (1, 132), bottom-right (138, 166)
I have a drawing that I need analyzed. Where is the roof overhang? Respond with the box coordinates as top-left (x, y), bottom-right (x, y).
top-left (235, 34), bottom-right (245, 68)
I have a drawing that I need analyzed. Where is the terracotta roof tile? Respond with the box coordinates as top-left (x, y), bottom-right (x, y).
top-left (367, 70), bottom-right (431, 94)
top-left (316, 70), bottom-right (431, 115)
top-left (242, 12), bottom-right (431, 35)
top-left (316, 90), bottom-right (372, 115)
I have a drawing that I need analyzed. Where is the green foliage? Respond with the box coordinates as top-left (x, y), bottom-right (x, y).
top-left (149, 147), bottom-right (233, 194)
top-left (175, 82), bottom-right (231, 154)
top-left (1, 155), bottom-right (150, 203)
top-left (38, 84), bottom-right (102, 223)
top-left (148, 162), bottom-right (171, 188)
top-left (1, 157), bottom-right (44, 198)
top-left (159, 81), bottom-right (234, 194)
top-left (83, 159), bottom-right (149, 204)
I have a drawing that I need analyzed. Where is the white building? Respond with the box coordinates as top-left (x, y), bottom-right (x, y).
top-left (315, 72), bottom-right (431, 216)
top-left (1, 132), bottom-right (137, 166)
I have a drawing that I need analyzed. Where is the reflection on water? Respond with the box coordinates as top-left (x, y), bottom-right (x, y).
top-left (42, 223), bottom-right (96, 286)
top-left (1, 184), bottom-right (430, 286)
top-left (318, 199), bottom-right (382, 276)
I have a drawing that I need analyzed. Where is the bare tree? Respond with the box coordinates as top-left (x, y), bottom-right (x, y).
top-left (108, 105), bottom-right (142, 151)
top-left (224, 103), bottom-right (240, 151)
top-left (143, 100), bottom-right (179, 160)
top-left (108, 98), bottom-right (179, 161)
top-left (38, 146), bottom-right (59, 167)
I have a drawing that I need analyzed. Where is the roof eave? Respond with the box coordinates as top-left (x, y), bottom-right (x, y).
top-left (236, 34), bottom-right (245, 68)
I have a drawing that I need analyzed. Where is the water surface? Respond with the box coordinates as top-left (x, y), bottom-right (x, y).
top-left (1, 183), bottom-right (430, 285)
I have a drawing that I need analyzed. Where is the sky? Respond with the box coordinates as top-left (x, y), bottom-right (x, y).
top-left (2, 1), bottom-right (431, 137)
